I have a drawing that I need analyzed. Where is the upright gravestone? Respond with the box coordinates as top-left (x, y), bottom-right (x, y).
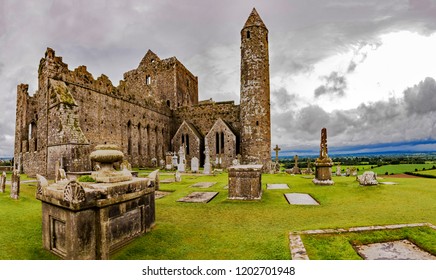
top-left (10, 170), bottom-right (20, 199)
top-left (203, 146), bottom-right (211, 175)
top-left (172, 154), bottom-right (178, 169)
top-left (165, 152), bottom-right (173, 170)
top-left (0, 171), bottom-right (6, 193)
top-left (175, 170), bottom-right (182, 182)
top-left (191, 157), bottom-right (199, 173)
top-left (336, 164), bottom-right (342, 176)
top-left (313, 128), bottom-right (334, 185)
top-left (178, 146), bottom-right (185, 172)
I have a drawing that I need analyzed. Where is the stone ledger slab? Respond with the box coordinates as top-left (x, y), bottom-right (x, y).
top-left (177, 192), bottom-right (219, 203)
top-left (190, 182), bottom-right (217, 188)
top-left (266, 183), bottom-right (289, 189)
top-left (355, 240), bottom-right (436, 260)
top-left (284, 193), bottom-right (319, 205)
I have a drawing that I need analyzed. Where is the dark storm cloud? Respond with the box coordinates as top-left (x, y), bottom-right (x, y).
top-left (271, 88), bottom-right (297, 110)
top-left (274, 77), bottom-right (436, 150)
top-left (314, 71), bottom-right (348, 98)
top-left (403, 77), bottom-right (436, 115)
top-left (1, 0), bottom-right (436, 156)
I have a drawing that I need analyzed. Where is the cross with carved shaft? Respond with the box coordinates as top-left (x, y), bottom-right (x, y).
top-left (273, 145), bottom-right (281, 162)
top-left (294, 155), bottom-right (299, 167)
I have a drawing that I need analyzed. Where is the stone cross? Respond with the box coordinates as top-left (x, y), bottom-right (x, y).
top-left (320, 127), bottom-right (328, 159)
top-left (10, 170), bottom-right (20, 199)
top-left (273, 145), bottom-right (281, 163)
top-left (0, 171), bottom-right (6, 193)
top-left (294, 155), bottom-right (299, 167)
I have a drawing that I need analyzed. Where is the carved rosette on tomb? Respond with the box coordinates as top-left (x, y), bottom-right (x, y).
top-left (313, 128), bottom-right (334, 185)
top-left (36, 144), bottom-right (155, 260)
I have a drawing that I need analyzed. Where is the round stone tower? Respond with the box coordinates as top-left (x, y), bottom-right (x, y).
top-left (240, 8), bottom-right (271, 169)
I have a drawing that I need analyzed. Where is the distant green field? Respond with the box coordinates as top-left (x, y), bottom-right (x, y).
top-left (1, 170), bottom-right (435, 260)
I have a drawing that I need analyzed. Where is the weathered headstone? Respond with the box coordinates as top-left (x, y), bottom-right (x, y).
top-left (336, 164), bottom-right (342, 176)
top-left (191, 156), bottom-right (199, 173)
top-left (303, 159), bottom-right (313, 175)
top-left (313, 128), bottom-right (334, 185)
top-left (203, 146), bottom-right (211, 175)
top-left (148, 169), bottom-right (160, 190)
top-left (345, 168), bottom-right (350, 177)
top-left (59, 168), bottom-right (67, 181)
top-left (10, 170), bottom-right (20, 199)
top-left (172, 154), bottom-right (178, 168)
top-left (151, 157), bottom-right (157, 167)
top-left (165, 152), bottom-right (173, 170)
top-left (175, 170), bottom-right (182, 182)
top-left (0, 171), bottom-right (6, 193)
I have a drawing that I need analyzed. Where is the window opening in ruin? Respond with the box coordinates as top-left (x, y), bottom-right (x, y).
top-left (138, 123), bottom-right (142, 156)
top-left (186, 79), bottom-right (189, 87)
top-left (154, 127), bottom-right (158, 159)
top-left (167, 100), bottom-right (171, 107)
top-left (256, 121), bottom-right (259, 126)
top-left (215, 132), bottom-right (219, 154)
top-left (29, 121), bottom-right (38, 151)
top-left (146, 75), bottom-right (151, 85)
top-left (186, 134), bottom-right (190, 155)
top-left (146, 125), bottom-right (150, 157)
top-left (127, 121), bottom-right (132, 155)
top-left (247, 30), bottom-right (250, 39)
top-left (220, 132), bottom-right (224, 152)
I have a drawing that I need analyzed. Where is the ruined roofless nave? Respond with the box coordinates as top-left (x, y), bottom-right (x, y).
top-left (14, 8), bottom-right (271, 178)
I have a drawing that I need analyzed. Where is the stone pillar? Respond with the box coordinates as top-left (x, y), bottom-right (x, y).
top-left (313, 128), bottom-right (334, 185)
top-left (203, 146), bottom-right (211, 175)
top-left (10, 170), bottom-right (20, 199)
top-left (0, 171), bottom-right (6, 193)
top-left (228, 165), bottom-right (263, 200)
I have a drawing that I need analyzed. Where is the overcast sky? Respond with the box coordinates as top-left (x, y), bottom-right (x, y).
top-left (1, 0), bottom-right (436, 157)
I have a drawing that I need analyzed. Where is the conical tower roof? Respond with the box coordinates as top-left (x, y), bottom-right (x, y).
top-left (243, 8), bottom-right (267, 30)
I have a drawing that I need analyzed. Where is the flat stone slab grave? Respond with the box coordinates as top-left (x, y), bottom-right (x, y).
top-left (177, 192), bottom-right (219, 203)
top-left (355, 240), bottom-right (436, 260)
top-left (267, 183), bottom-right (289, 190)
top-left (160, 178), bottom-right (175, 183)
top-left (284, 193), bottom-right (319, 205)
top-left (379, 182), bottom-right (398, 185)
top-left (190, 182), bottom-right (217, 188)
top-left (155, 191), bottom-right (172, 199)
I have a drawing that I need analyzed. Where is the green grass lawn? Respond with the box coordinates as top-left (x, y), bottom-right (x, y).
top-left (0, 170), bottom-right (435, 260)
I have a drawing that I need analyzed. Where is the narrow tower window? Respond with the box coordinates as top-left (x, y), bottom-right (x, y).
top-left (247, 30), bottom-right (250, 39)
top-left (146, 75), bottom-right (151, 85)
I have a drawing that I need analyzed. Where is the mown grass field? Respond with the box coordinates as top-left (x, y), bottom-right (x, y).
top-left (0, 169), bottom-right (435, 260)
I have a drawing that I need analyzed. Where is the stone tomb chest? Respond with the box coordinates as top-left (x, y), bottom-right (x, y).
top-left (36, 178), bottom-right (155, 260)
top-left (228, 165), bottom-right (263, 200)
top-left (36, 145), bottom-right (155, 259)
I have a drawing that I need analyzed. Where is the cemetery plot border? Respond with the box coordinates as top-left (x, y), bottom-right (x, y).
top-left (288, 223), bottom-right (436, 260)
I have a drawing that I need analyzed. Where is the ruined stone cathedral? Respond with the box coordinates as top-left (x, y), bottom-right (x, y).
top-left (14, 8), bottom-right (271, 177)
